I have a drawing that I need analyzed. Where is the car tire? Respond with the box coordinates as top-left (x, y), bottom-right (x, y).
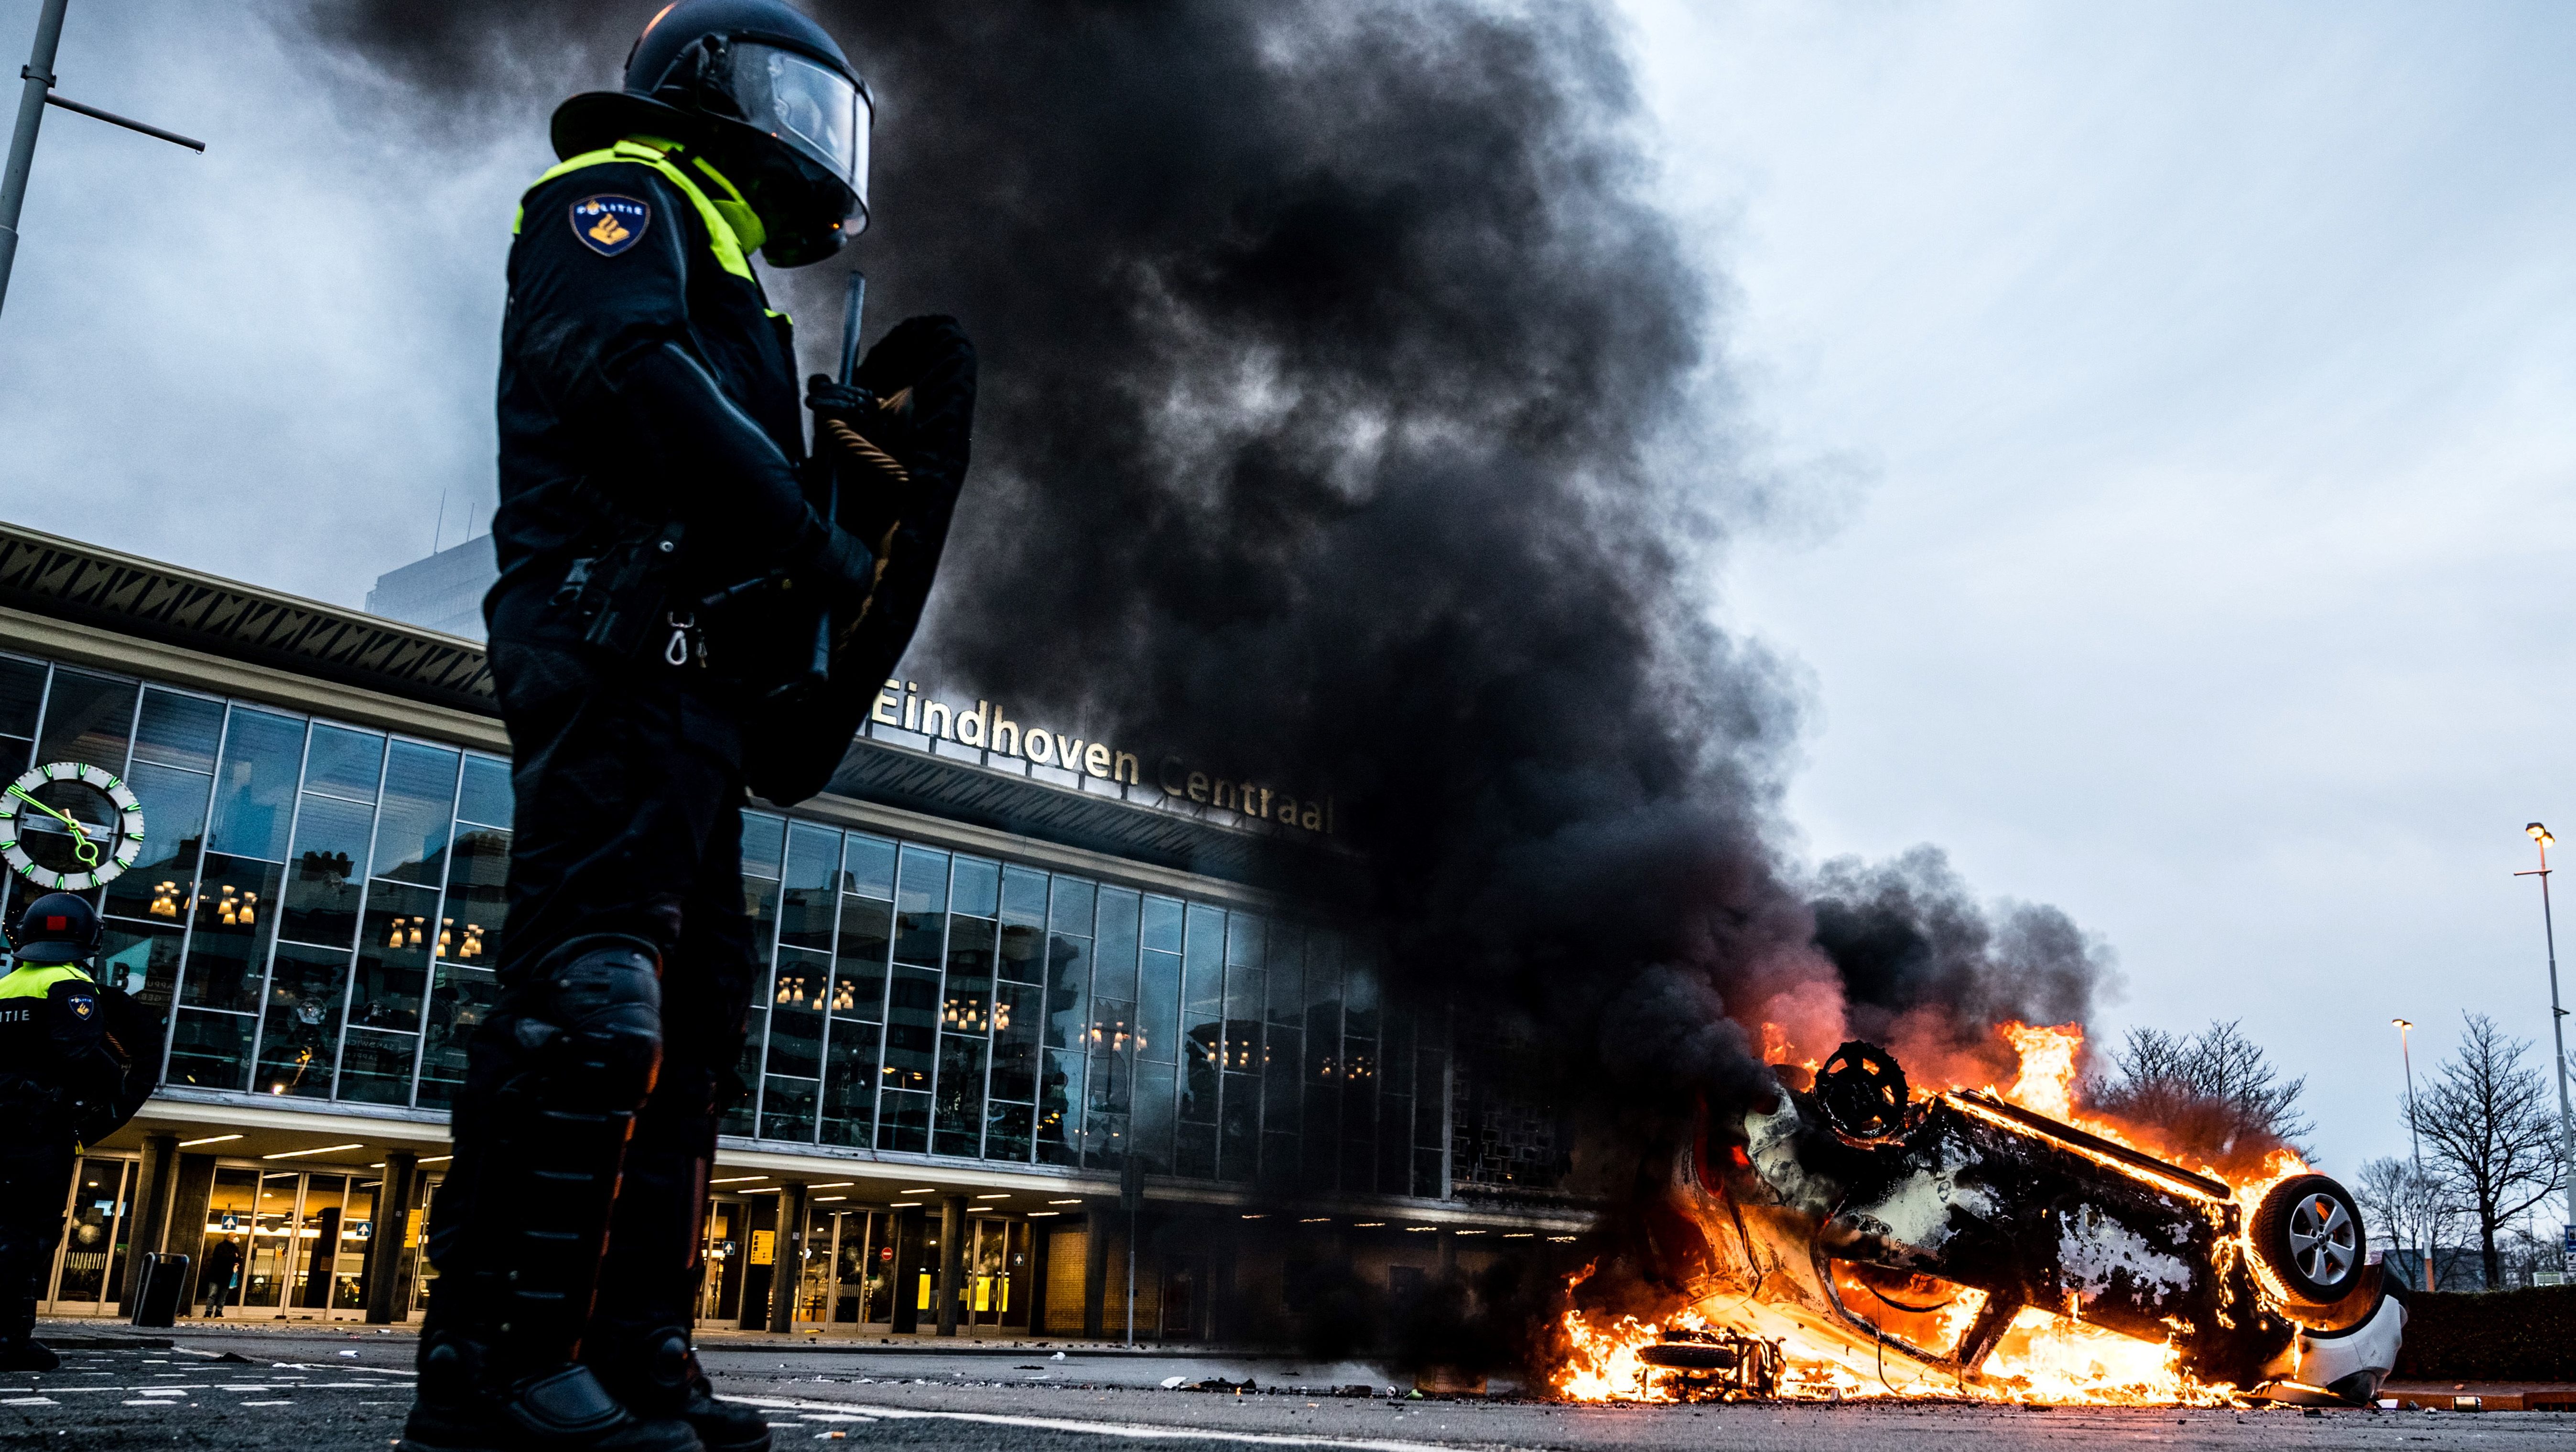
top-left (2251, 1174), bottom-right (2366, 1308)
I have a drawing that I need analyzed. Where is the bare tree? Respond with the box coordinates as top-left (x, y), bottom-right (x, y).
top-left (2355, 1155), bottom-right (2459, 1290)
top-left (2090, 1019), bottom-right (2313, 1175)
top-left (2409, 1014), bottom-right (2563, 1289)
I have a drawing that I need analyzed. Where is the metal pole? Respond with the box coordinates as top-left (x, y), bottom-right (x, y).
top-left (2520, 826), bottom-right (2576, 1253)
top-left (1125, 1202), bottom-right (1136, 1346)
top-left (0, 0), bottom-right (72, 318)
top-left (2396, 1019), bottom-right (2421, 1170)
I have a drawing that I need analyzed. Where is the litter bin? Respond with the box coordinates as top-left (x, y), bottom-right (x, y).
top-left (130, 1252), bottom-right (189, 1329)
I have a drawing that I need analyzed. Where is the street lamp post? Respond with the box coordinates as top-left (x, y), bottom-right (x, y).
top-left (2392, 1017), bottom-right (2420, 1170)
top-left (2516, 823), bottom-right (2576, 1254)
top-left (1, 0), bottom-right (206, 319)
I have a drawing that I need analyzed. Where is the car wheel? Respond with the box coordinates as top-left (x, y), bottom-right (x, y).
top-left (2252, 1174), bottom-right (2366, 1308)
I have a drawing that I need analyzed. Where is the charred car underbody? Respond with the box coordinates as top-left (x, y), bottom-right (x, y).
top-left (1633, 1041), bottom-right (2405, 1404)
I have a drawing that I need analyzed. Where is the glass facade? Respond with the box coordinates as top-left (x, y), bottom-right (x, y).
top-left (0, 650), bottom-right (1453, 1199)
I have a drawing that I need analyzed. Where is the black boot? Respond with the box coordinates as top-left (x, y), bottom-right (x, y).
top-left (401, 1335), bottom-right (700, 1452)
top-left (595, 1330), bottom-right (768, 1452)
top-left (0, 1338), bottom-right (56, 1373)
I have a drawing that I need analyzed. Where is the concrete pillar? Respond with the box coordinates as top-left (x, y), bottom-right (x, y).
top-left (165, 1154), bottom-right (215, 1312)
top-left (366, 1152), bottom-right (417, 1324)
top-left (1081, 1213), bottom-right (1109, 1339)
top-left (935, 1195), bottom-right (965, 1336)
top-left (119, 1132), bottom-right (179, 1313)
top-left (768, 1183), bottom-right (808, 1333)
top-left (888, 1207), bottom-right (921, 1334)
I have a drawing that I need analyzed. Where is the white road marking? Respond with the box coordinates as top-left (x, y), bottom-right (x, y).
top-left (240, 1400), bottom-right (296, 1407)
top-left (733, 1397), bottom-right (1526, 1452)
top-left (2, 1397), bottom-right (56, 1406)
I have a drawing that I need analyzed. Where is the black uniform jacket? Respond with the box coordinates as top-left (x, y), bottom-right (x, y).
top-left (0, 966), bottom-right (142, 1147)
top-left (490, 157), bottom-right (826, 679)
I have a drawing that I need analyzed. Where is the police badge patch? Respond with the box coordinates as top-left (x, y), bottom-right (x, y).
top-left (571, 194), bottom-right (651, 257)
top-left (68, 994), bottom-right (93, 1019)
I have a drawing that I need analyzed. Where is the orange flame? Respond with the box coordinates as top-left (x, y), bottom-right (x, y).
top-left (1554, 1019), bottom-right (2317, 1406)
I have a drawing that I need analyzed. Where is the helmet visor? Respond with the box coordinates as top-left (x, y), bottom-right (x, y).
top-left (732, 43), bottom-right (870, 219)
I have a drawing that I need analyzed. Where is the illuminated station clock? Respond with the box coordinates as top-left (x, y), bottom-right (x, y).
top-left (0, 762), bottom-right (146, 892)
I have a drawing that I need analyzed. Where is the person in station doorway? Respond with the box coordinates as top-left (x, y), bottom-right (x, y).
top-left (404, 3), bottom-right (974, 1451)
top-left (196, 1235), bottom-right (242, 1318)
top-left (0, 893), bottom-right (154, 1372)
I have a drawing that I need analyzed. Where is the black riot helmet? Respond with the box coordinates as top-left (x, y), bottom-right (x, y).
top-left (553, 0), bottom-right (873, 267)
top-left (7, 892), bottom-right (101, 966)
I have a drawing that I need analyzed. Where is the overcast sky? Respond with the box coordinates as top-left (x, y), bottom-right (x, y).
top-left (2, 1), bottom-right (2570, 1199)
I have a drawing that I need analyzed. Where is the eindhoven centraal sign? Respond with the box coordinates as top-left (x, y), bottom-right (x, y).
top-left (872, 680), bottom-right (1336, 835)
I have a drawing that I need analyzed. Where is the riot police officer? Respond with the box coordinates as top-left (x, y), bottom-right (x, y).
top-left (0, 893), bottom-right (150, 1373)
top-left (406, 3), bottom-right (973, 1451)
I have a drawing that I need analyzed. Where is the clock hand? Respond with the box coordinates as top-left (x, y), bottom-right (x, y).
top-left (8, 784), bottom-right (103, 866)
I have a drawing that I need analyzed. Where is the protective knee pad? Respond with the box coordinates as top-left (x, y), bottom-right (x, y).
top-left (472, 934), bottom-right (667, 1367)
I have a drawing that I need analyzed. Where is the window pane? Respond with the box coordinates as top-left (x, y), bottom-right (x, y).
top-left (1037, 1048), bottom-right (1083, 1167)
top-left (1084, 1111), bottom-right (1127, 1172)
top-left (1184, 905), bottom-right (1223, 1009)
top-left (877, 1089), bottom-right (930, 1153)
top-left (840, 833), bottom-right (894, 897)
top-left (984, 1100), bottom-right (1033, 1164)
top-left (97, 918), bottom-right (182, 1031)
top-left (997, 921), bottom-right (1042, 985)
top-left (371, 742), bottom-right (459, 886)
top-left (1043, 935), bottom-right (1089, 1051)
top-left (1137, 950), bottom-right (1179, 1065)
top-left (999, 866), bottom-right (1047, 925)
top-left (418, 962), bottom-right (498, 1108)
top-left (303, 725), bottom-right (385, 802)
top-left (1130, 1060), bottom-right (1175, 1173)
top-left (1049, 876), bottom-right (1096, 936)
top-left (883, 965), bottom-right (940, 1095)
top-left (353, 879), bottom-right (437, 1033)
top-left (132, 689), bottom-right (223, 774)
top-left (821, 1020), bottom-right (880, 1148)
top-left (1176, 1121), bottom-right (1215, 1180)
top-left (337, 1028), bottom-right (419, 1106)
top-left (742, 874), bottom-right (780, 972)
top-left (36, 669), bottom-right (137, 773)
top-left (1140, 895), bottom-right (1183, 954)
top-left (1261, 1030), bottom-right (1300, 1136)
top-left (759, 1076), bottom-right (819, 1143)
top-left (281, 794), bottom-right (371, 948)
top-left (207, 709), bottom-right (304, 862)
top-left (949, 856), bottom-right (998, 919)
top-left (894, 846), bottom-right (949, 964)
top-left (0, 657), bottom-right (43, 741)
top-left (779, 823), bottom-right (839, 952)
top-left (166, 1008), bottom-right (252, 1091)
top-left (1265, 923), bottom-right (1304, 1028)
top-left (991, 982), bottom-right (1040, 1102)
top-left (178, 855), bottom-right (282, 1013)
top-left (454, 755), bottom-right (510, 829)
top-left (767, 948), bottom-right (827, 1079)
top-left (933, 1035), bottom-right (987, 1156)
top-left (742, 811), bottom-right (787, 879)
top-left (1087, 1020), bottom-right (1133, 1115)
top-left (1092, 888), bottom-right (1137, 1001)
top-left (255, 942), bottom-right (348, 1099)
top-left (102, 761), bottom-right (209, 924)
top-left (443, 826), bottom-right (509, 966)
top-left (724, 1010), bottom-right (764, 1137)
top-left (833, 897), bottom-right (889, 1019)
top-left (944, 918), bottom-right (996, 1032)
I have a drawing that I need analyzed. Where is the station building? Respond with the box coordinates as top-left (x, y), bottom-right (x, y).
top-left (0, 521), bottom-right (1583, 1337)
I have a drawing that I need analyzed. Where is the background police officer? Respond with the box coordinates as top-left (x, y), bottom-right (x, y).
top-left (406, 4), bottom-right (972, 1451)
top-left (0, 893), bottom-right (149, 1373)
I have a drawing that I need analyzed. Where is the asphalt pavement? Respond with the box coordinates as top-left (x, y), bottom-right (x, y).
top-left (4, 1322), bottom-right (2571, 1451)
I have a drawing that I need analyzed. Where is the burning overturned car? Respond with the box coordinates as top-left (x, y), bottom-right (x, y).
top-left (1566, 1037), bottom-right (2405, 1406)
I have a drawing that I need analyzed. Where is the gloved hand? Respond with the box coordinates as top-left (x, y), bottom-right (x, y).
top-left (804, 374), bottom-right (877, 425)
top-left (793, 522), bottom-right (878, 603)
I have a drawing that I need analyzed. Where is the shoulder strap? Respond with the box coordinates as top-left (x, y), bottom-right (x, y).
top-left (514, 139), bottom-right (758, 283)
top-left (0, 964), bottom-right (89, 999)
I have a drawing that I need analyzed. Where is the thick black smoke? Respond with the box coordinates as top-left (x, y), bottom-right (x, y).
top-left (303, 0), bottom-right (2113, 1364)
